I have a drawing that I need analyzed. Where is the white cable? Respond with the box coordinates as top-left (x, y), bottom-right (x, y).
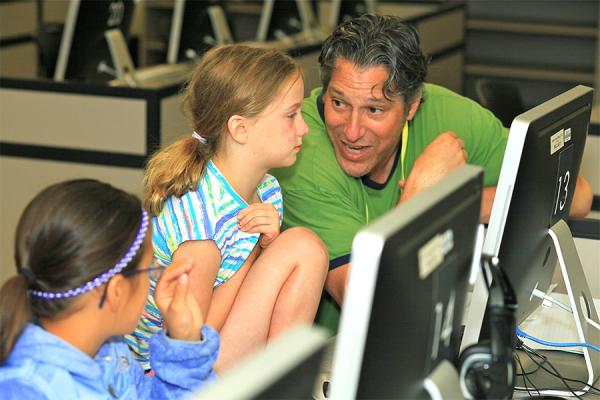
top-left (531, 288), bottom-right (573, 313)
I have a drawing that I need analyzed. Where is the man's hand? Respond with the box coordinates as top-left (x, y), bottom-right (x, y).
top-left (570, 176), bottom-right (593, 218)
top-left (399, 132), bottom-right (467, 204)
top-left (155, 261), bottom-right (203, 341)
top-left (237, 203), bottom-right (280, 248)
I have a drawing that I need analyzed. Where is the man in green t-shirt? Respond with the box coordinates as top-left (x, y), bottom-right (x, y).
top-left (272, 14), bottom-right (592, 331)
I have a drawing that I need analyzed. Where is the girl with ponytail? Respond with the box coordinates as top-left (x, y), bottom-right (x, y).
top-left (0, 179), bottom-right (218, 399)
top-left (127, 44), bottom-right (328, 372)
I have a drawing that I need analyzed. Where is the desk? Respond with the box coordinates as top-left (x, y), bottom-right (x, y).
top-left (514, 349), bottom-right (594, 398)
top-left (0, 77), bottom-right (190, 284)
top-left (0, 41), bottom-right (323, 285)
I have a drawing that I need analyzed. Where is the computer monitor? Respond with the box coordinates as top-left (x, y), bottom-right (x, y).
top-left (54, 0), bottom-right (135, 83)
top-left (330, 165), bottom-right (484, 400)
top-left (191, 325), bottom-right (329, 400)
top-left (462, 85), bottom-right (599, 396)
top-left (256, 0), bottom-right (307, 42)
top-left (328, 0), bottom-right (376, 33)
top-left (484, 85), bottom-right (593, 324)
top-left (167, 0), bottom-right (233, 64)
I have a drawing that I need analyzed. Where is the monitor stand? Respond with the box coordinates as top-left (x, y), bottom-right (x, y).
top-left (424, 360), bottom-right (463, 400)
top-left (460, 219), bottom-right (599, 396)
top-left (104, 28), bottom-right (138, 87)
top-left (545, 218), bottom-right (600, 396)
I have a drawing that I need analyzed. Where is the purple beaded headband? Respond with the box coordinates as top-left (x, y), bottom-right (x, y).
top-left (29, 210), bottom-right (149, 300)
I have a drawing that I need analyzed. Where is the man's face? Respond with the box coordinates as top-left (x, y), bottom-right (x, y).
top-left (323, 58), bottom-right (420, 181)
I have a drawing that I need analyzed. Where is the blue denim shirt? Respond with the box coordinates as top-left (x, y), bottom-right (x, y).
top-left (0, 323), bottom-right (219, 399)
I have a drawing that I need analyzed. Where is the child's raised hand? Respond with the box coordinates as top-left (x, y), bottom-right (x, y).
top-left (237, 203), bottom-right (280, 248)
top-left (154, 261), bottom-right (203, 341)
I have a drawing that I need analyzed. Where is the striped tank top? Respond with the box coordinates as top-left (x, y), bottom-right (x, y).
top-left (125, 160), bottom-right (283, 368)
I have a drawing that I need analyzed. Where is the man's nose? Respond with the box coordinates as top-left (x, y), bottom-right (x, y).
top-left (343, 112), bottom-right (362, 142)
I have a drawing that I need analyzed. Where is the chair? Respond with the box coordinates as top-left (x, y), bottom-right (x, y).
top-left (475, 78), bottom-right (526, 127)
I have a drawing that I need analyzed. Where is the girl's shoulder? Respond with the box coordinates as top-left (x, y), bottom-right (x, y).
top-left (258, 174), bottom-right (282, 203)
top-left (258, 173), bottom-right (280, 190)
top-left (159, 166), bottom-right (228, 217)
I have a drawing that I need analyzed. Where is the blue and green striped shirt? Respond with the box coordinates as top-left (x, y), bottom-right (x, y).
top-left (126, 160), bottom-right (283, 368)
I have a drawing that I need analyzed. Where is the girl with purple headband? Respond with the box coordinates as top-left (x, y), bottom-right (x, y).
top-left (0, 179), bottom-right (219, 399)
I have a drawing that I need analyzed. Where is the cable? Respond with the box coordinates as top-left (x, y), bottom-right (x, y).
top-left (515, 354), bottom-right (545, 377)
top-left (514, 350), bottom-right (541, 397)
top-left (520, 344), bottom-right (600, 396)
top-left (518, 344), bottom-right (583, 399)
top-left (519, 343), bottom-right (600, 398)
top-left (515, 359), bottom-right (543, 376)
top-left (516, 325), bottom-right (600, 353)
top-left (530, 288), bottom-right (572, 313)
top-left (523, 347), bottom-right (600, 396)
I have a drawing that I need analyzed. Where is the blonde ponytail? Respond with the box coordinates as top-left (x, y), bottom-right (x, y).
top-left (143, 44), bottom-right (299, 216)
top-left (143, 136), bottom-right (212, 216)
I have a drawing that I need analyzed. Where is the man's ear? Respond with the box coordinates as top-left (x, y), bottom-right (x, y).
top-left (227, 115), bottom-right (249, 144)
top-left (406, 90), bottom-right (422, 121)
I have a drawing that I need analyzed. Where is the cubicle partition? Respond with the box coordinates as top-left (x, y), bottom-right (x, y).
top-left (0, 1), bottom-right (468, 285)
top-left (0, 77), bottom-right (190, 283)
top-left (379, 1), bottom-right (466, 94)
top-left (587, 104), bottom-right (600, 212)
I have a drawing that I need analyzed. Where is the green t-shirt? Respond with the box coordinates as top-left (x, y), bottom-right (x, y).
top-left (273, 83), bottom-right (508, 268)
top-left (272, 83), bottom-right (507, 332)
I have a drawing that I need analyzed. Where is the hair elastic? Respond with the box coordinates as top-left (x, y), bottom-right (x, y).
top-left (19, 268), bottom-right (37, 286)
top-left (29, 209), bottom-right (149, 300)
top-left (192, 131), bottom-right (208, 144)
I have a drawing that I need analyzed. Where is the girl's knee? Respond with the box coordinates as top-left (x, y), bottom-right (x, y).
top-left (279, 227), bottom-right (328, 266)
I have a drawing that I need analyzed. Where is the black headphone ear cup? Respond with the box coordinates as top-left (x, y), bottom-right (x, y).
top-left (460, 260), bottom-right (517, 399)
top-left (459, 344), bottom-right (493, 399)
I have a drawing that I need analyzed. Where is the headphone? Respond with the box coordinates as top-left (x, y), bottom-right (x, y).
top-left (459, 255), bottom-right (517, 399)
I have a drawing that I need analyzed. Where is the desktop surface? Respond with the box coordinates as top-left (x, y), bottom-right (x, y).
top-left (514, 349), bottom-right (594, 397)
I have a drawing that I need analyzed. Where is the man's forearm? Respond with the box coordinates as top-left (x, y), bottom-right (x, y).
top-left (570, 176), bottom-right (593, 218)
top-left (480, 186), bottom-right (496, 224)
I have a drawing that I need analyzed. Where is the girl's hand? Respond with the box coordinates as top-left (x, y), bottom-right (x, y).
top-left (237, 203), bottom-right (280, 248)
top-left (154, 261), bottom-right (203, 341)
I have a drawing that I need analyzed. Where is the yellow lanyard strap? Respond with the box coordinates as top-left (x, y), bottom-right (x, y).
top-left (400, 121), bottom-right (409, 182)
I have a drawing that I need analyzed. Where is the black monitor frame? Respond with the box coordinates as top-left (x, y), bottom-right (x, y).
top-left (328, 0), bottom-right (376, 32)
top-left (462, 85), bottom-right (598, 396)
top-left (167, 0), bottom-right (233, 64)
top-left (330, 165), bottom-right (484, 399)
top-left (256, 0), bottom-right (306, 42)
top-left (54, 0), bottom-right (135, 83)
top-left (483, 85), bottom-right (593, 325)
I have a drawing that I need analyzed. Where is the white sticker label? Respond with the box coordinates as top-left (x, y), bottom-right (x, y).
top-left (564, 128), bottom-right (572, 143)
top-left (550, 129), bottom-right (565, 155)
top-left (441, 229), bottom-right (454, 255)
top-left (418, 229), bottom-right (454, 279)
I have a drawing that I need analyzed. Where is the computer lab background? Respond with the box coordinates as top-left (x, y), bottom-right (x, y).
top-left (0, 0), bottom-right (598, 300)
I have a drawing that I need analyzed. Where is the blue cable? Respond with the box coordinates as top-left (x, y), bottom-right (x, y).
top-left (516, 325), bottom-right (600, 353)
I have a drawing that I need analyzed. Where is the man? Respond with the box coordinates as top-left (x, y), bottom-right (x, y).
top-left (272, 14), bottom-right (592, 329)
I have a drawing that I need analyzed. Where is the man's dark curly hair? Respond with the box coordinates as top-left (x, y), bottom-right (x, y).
top-left (319, 14), bottom-right (430, 107)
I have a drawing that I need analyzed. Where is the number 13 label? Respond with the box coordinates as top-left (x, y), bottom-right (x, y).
top-left (552, 145), bottom-right (574, 220)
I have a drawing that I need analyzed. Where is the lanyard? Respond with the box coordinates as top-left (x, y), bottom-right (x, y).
top-left (400, 121), bottom-right (409, 182)
top-left (364, 122), bottom-right (409, 223)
